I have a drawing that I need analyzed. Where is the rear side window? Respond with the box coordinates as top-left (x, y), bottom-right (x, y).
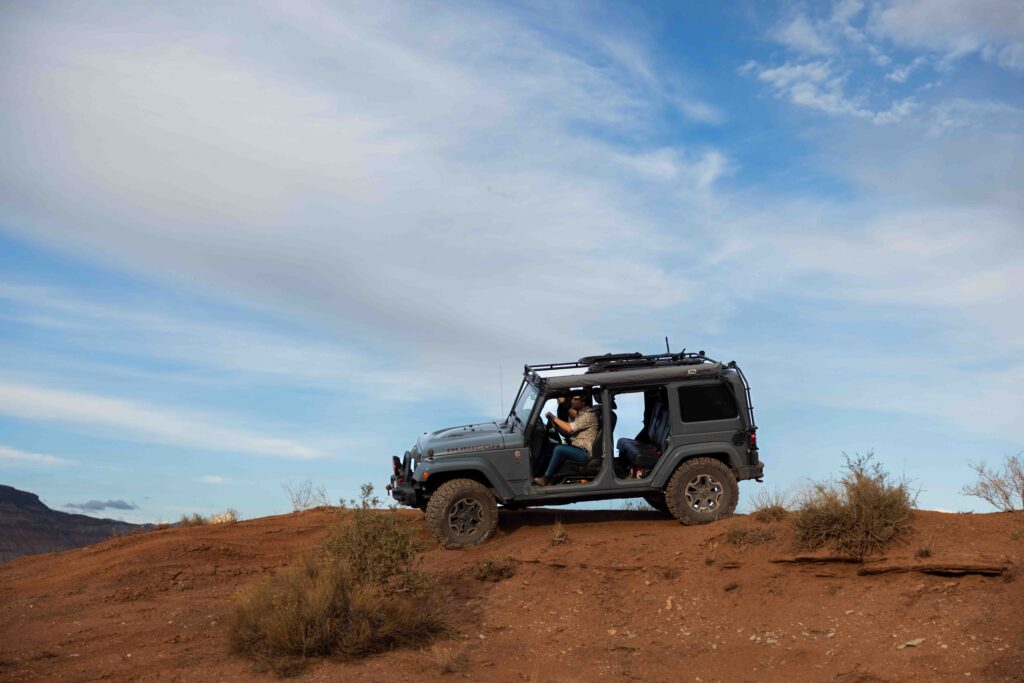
top-left (677, 383), bottom-right (738, 422)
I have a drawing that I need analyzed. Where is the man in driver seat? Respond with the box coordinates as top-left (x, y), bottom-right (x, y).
top-left (533, 393), bottom-right (598, 486)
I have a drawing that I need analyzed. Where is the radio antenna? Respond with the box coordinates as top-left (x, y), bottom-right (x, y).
top-left (665, 336), bottom-right (670, 353)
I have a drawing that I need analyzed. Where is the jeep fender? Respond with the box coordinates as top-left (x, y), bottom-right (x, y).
top-left (652, 443), bottom-right (745, 490)
top-left (415, 457), bottom-right (515, 502)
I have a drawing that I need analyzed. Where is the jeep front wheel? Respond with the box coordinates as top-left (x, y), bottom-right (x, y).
top-left (425, 479), bottom-right (499, 549)
top-left (665, 457), bottom-right (738, 525)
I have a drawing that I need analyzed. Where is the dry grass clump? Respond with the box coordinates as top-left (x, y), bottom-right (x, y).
top-left (428, 644), bottom-right (471, 674)
top-left (210, 509), bottom-right (239, 524)
top-left (228, 484), bottom-right (447, 676)
top-left (179, 509), bottom-right (238, 527)
top-left (792, 453), bottom-right (916, 560)
top-left (283, 479), bottom-right (330, 512)
top-left (749, 487), bottom-right (792, 523)
top-left (178, 513), bottom-right (209, 526)
top-left (619, 499), bottom-right (655, 512)
top-left (725, 525), bottom-right (776, 548)
top-left (472, 558), bottom-right (518, 582)
top-left (962, 452), bottom-right (1024, 513)
top-left (550, 519), bottom-right (569, 546)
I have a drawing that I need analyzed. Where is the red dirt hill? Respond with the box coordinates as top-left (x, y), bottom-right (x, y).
top-left (1, 508), bottom-right (1021, 682)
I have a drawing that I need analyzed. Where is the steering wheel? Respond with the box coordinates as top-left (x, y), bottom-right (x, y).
top-left (545, 417), bottom-right (564, 445)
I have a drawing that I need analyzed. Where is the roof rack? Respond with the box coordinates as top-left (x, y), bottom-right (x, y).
top-left (525, 350), bottom-right (715, 374)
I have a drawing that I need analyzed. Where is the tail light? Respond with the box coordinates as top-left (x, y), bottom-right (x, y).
top-left (749, 430), bottom-right (757, 449)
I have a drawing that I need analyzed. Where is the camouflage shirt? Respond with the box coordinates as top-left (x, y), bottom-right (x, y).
top-left (568, 407), bottom-right (599, 455)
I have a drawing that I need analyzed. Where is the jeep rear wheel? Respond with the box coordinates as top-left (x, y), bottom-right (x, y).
top-left (425, 479), bottom-right (498, 549)
top-left (665, 457), bottom-right (738, 525)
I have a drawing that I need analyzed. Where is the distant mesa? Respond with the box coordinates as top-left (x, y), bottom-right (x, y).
top-left (0, 484), bottom-right (144, 564)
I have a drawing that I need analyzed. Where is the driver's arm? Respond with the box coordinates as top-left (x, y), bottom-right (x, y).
top-left (545, 412), bottom-right (575, 436)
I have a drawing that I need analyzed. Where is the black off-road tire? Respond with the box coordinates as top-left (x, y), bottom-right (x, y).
top-left (425, 479), bottom-right (499, 549)
top-left (643, 493), bottom-right (671, 515)
top-left (665, 457), bottom-right (738, 525)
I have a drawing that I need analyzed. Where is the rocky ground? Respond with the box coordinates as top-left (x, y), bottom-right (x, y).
top-left (1, 507), bottom-right (1021, 682)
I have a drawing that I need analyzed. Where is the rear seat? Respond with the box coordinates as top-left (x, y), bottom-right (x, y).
top-left (616, 402), bottom-right (669, 470)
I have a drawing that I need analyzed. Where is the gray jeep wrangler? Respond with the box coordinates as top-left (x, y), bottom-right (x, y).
top-left (387, 350), bottom-right (763, 548)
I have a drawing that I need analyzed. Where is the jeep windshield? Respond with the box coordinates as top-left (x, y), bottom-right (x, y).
top-left (509, 381), bottom-right (540, 430)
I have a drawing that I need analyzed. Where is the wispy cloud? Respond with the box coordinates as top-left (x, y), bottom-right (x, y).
top-left (0, 380), bottom-right (321, 459)
top-left (870, 0), bottom-right (1024, 72)
top-left (0, 444), bottom-right (70, 466)
top-left (773, 15), bottom-right (835, 55)
top-left (65, 499), bottom-right (137, 512)
top-left (886, 56), bottom-right (927, 82)
top-left (196, 475), bottom-right (226, 484)
top-left (0, 1), bottom-right (742, 409)
top-left (740, 60), bottom-right (916, 123)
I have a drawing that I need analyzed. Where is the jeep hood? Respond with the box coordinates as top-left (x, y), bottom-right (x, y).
top-left (417, 421), bottom-right (506, 457)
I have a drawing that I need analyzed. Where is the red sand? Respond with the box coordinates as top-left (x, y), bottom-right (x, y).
top-left (1, 508), bottom-right (1022, 682)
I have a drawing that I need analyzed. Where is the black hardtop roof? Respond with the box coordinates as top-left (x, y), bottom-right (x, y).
top-left (524, 350), bottom-right (741, 391)
top-left (542, 361), bottom-right (725, 391)
top-left (517, 350), bottom-right (756, 427)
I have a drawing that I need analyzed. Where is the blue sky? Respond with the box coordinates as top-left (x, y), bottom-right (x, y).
top-left (1, 0), bottom-right (1022, 521)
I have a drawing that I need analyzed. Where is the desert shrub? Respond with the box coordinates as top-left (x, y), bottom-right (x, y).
top-left (749, 487), bottom-right (791, 523)
top-left (725, 525), bottom-right (776, 548)
top-left (792, 453), bottom-right (915, 559)
top-left (210, 509), bottom-right (239, 524)
top-left (472, 558), bottom-right (518, 582)
top-left (228, 555), bottom-right (446, 675)
top-left (178, 513), bottom-right (209, 526)
top-left (179, 509), bottom-right (238, 526)
top-left (916, 544), bottom-right (933, 559)
top-left (322, 484), bottom-right (427, 589)
top-left (961, 453), bottom-right (1024, 512)
top-left (229, 483), bottom-right (445, 675)
top-left (283, 479), bottom-right (329, 512)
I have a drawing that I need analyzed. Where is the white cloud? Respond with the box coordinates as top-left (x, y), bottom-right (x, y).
top-left (0, 280), bottom-right (441, 400)
top-left (832, 0), bottom-right (866, 25)
top-left (613, 147), bottom-right (729, 190)
top-left (0, 0), bottom-right (725, 398)
top-left (0, 380), bottom-right (321, 459)
top-left (886, 56), bottom-right (927, 82)
top-left (743, 60), bottom-right (916, 123)
top-left (870, 0), bottom-right (1024, 71)
top-left (756, 61), bottom-right (833, 87)
top-left (197, 475), bottom-right (226, 484)
top-left (925, 98), bottom-right (1024, 135)
top-left (0, 445), bottom-right (70, 466)
top-left (774, 15), bottom-right (834, 54)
